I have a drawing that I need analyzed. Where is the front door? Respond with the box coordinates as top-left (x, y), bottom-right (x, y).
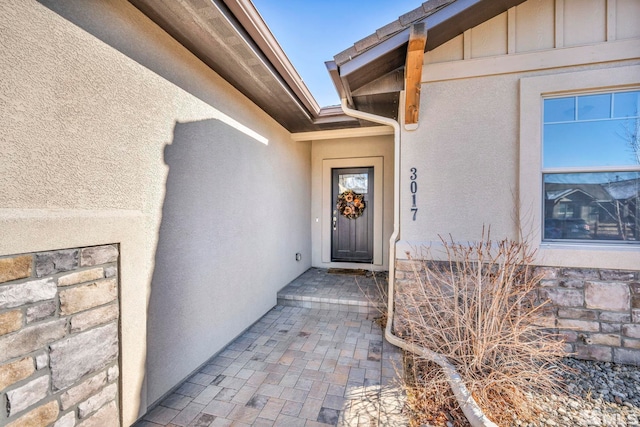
top-left (331, 167), bottom-right (374, 263)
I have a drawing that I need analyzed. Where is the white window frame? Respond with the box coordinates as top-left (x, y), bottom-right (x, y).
top-left (519, 65), bottom-right (640, 270)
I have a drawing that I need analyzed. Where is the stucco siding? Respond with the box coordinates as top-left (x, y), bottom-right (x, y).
top-left (399, 61), bottom-right (640, 270)
top-left (0, 0), bottom-right (311, 424)
top-left (400, 0), bottom-right (640, 271)
top-left (400, 73), bottom-right (520, 244)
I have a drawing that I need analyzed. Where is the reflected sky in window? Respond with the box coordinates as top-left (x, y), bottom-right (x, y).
top-left (544, 171), bottom-right (640, 184)
top-left (543, 90), bottom-right (640, 169)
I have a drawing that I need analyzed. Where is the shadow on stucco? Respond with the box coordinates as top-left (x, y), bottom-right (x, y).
top-left (147, 118), bottom-right (271, 406)
top-left (36, 0), bottom-right (273, 416)
top-left (35, 2), bottom-right (312, 420)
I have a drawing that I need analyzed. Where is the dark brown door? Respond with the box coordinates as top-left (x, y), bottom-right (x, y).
top-left (331, 167), bottom-right (374, 263)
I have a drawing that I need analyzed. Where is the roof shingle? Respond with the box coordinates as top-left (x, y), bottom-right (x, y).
top-left (333, 0), bottom-right (456, 66)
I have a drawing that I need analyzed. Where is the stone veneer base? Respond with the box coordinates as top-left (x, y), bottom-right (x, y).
top-left (0, 245), bottom-right (120, 426)
top-left (395, 259), bottom-right (640, 366)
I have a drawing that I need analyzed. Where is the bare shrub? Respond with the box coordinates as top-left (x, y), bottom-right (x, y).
top-left (395, 231), bottom-right (567, 425)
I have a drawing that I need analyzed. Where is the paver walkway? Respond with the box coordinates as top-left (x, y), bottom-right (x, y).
top-left (135, 268), bottom-right (406, 426)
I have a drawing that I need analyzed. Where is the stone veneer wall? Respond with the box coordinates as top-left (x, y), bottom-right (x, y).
top-left (395, 260), bottom-right (640, 366)
top-left (535, 266), bottom-right (640, 365)
top-left (0, 245), bottom-right (120, 427)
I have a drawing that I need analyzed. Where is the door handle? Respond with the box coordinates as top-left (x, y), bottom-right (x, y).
top-left (333, 210), bottom-right (337, 231)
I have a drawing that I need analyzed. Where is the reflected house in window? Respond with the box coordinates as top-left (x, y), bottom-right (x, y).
top-left (544, 176), bottom-right (640, 241)
top-left (338, 173), bottom-right (368, 194)
top-left (602, 177), bottom-right (640, 240)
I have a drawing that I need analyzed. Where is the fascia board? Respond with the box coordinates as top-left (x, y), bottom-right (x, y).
top-left (222, 0), bottom-right (320, 115)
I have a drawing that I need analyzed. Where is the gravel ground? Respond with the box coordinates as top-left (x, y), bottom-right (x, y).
top-left (519, 358), bottom-right (640, 427)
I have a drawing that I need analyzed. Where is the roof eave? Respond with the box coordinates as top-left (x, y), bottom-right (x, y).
top-left (130, 0), bottom-right (377, 132)
top-left (222, 0), bottom-right (321, 115)
top-left (331, 0), bottom-right (528, 118)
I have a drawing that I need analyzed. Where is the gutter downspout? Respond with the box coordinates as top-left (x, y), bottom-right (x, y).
top-left (340, 99), bottom-right (498, 427)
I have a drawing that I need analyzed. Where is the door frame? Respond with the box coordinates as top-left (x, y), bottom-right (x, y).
top-left (322, 156), bottom-right (383, 266)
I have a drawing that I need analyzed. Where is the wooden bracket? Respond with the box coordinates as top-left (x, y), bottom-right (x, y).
top-left (404, 23), bottom-right (427, 127)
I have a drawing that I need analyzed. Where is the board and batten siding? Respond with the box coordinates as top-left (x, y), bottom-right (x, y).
top-left (425, 0), bottom-right (640, 65)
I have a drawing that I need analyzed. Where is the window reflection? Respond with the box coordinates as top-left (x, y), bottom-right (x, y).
top-left (542, 90), bottom-right (640, 243)
top-left (614, 91), bottom-right (640, 118)
top-left (544, 97), bottom-right (575, 123)
top-left (543, 90), bottom-right (640, 168)
top-left (339, 173), bottom-right (368, 193)
top-left (543, 119), bottom-right (638, 167)
top-left (544, 172), bottom-right (639, 242)
top-left (577, 93), bottom-right (611, 120)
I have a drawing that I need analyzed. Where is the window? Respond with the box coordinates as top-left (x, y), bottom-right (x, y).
top-left (542, 90), bottom-right (640, 243)
top-left (338, 173), bottom-right (368, 193)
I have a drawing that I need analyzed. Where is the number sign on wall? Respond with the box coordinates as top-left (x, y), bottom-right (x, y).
top-left (410, 168), bottom-right (417, 221)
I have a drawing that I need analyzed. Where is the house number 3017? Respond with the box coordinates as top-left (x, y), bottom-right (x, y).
top-left (410, 168), bottom-right (418, 221)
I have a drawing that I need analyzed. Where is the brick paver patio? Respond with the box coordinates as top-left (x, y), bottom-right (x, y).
top-left (134, 268), bottom-right (406, 426)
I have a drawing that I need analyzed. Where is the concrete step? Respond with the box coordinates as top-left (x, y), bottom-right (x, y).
top-left (276, 293), bottom-right (383, 314)
top-left (276, 267), bottom-right (387, 314)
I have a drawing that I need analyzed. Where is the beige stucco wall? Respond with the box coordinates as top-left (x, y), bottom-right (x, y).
top-left (310, 136), bottom-right (394, 270)
top-left (0, 0), bottom-right (311, 424)
top-left (400, 72), bottom-right (520, 243)
top-left (398, 0), bottom-right (640, 271)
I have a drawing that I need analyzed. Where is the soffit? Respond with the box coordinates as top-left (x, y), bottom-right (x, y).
top-left (128, 0), bottom-right (377, 133)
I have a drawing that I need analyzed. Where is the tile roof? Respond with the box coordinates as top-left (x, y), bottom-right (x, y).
top-left (333, 0), bottom-right (455, 66)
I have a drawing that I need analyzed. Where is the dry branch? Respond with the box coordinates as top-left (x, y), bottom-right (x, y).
top-left (397, 230), bottom-right (567, 425)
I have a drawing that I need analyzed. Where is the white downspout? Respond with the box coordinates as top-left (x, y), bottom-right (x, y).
top-left (340, 99), bottom-right (498, 427)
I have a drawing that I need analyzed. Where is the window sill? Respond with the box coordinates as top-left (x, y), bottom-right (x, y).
top-left (540, 241), bottom-right (640, 252)
top-left (536, 241), bottom-right (639, 270)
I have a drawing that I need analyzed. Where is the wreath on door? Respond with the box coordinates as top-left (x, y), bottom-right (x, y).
top-left (337, 189), bottom-right (366, 219)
